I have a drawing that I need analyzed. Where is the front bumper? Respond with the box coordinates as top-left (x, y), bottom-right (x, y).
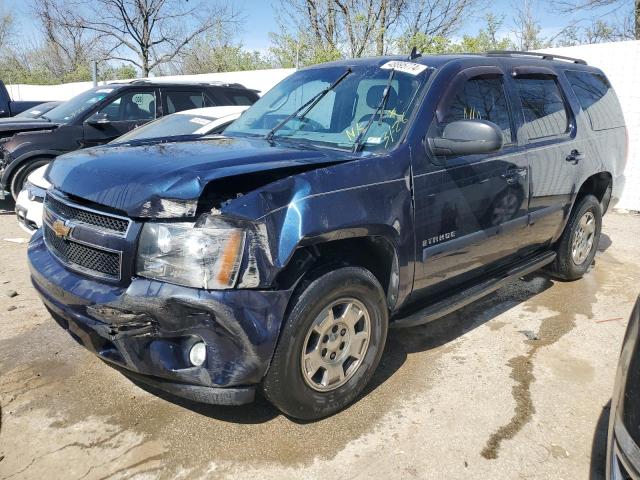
top-left (28, 231), bottom-right (293, 405)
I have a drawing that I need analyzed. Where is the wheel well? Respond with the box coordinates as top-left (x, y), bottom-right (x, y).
top-left (275, 236), bottom-right (397, 302)
top-left (7, 155), bottom-right (54, 184)
top-left (576, 172), bottom-right (612, 212)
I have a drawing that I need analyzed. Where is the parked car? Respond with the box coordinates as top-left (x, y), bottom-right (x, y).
top-left (0, 80), bottom-right (47, 118)
top-left (607, 296), bottom-right (640, 479)
top-left (0, 80), bottom-right (259, 199)
top-left (14, 105), bottom-right (249, 234)
top-left (28, 51), bottom-right (627, 420)
top-left (11, 101), bottom-right (62, 120)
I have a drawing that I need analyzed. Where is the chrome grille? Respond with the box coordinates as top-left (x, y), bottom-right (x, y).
top-left (42, 193), bottom-right (127, 280)
top-left (44, 225), bottom-right (120, 278)
top-left (46, 194), bottom-right (129, 234)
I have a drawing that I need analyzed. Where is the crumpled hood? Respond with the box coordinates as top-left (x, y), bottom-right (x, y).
top-left (0, 119), bottom-right (59, 134)
top-left (47, 135), bottom-right (356, 218)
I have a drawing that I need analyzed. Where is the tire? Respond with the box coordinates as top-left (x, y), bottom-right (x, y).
top-left (10, 159), bottom-right (51, 199)
top-left (263, 266), bottom-right (388, 420)
top-left (549, 194), bottom-right (602, 281)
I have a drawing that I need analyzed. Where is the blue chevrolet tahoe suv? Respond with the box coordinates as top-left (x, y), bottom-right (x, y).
top-left (28, 51), bottom-right (627, 419)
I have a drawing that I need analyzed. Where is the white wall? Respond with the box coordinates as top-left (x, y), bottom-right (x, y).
top-left (4, 68), bottom-right (296, 101)
top-left (537, 41), bottom-right (640, 211)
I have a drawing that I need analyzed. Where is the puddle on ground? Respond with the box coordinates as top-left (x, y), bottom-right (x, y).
top-left (480, 250), bottom-right (638, 460)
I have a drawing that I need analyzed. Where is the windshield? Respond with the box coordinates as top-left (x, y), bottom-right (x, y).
top-left (114, 112), bottom-right (220, 143)
top-left (226, 62), bottom-right (431, 151)
top-left (45, 87), bottom-right (117, 123)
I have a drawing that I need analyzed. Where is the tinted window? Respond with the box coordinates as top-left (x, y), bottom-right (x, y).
top-left (516, 77), bottom-right (568, 139)
top-left (91, 91), bottom-right (156, 122)
top-left (166, 91), bottom-right (205, 114)
top-left (565, 71), bottom-right (625, 131)
top-left (442, 75), bottom-right (512, 144)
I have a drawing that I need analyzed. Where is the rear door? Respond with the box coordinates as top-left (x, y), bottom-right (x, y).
top-left (82, 88), bottom-right (158, 146)
top-left (514, 66), bottom-right (584, 246)
top-left (161, 89), bottom-right (208, 115)
top-left (412, 66), bottom-right (531, 295)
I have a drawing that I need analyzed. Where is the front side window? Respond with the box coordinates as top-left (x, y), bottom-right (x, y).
top-left (441, 75), bottom-right (512, 144)
top-left (516, 77), bottom-right (569, 139)
top-left (91, 91), bottom-right (156, 122)
top-left (226, 63), bottom-right (432, 152)
top-left (565, 70), bottom-right (625, 131)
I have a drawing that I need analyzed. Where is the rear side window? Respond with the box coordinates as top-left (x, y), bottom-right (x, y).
top-left (565, 71), bottom-right (625, 131)
top-left (165, 91), bottom-right (206, 114)
top-left (229, 93), bottom-right (255, 106)
top-left (516, 77), bottom-right (569, 140)
top-left (441, 75), bottom-right (513, 144)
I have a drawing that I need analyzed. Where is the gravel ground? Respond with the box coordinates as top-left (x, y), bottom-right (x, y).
top-left (1, 198), bottom-right (639, 480)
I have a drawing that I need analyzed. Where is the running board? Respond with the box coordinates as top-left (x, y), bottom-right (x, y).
top-left (391, 251), bottom-right (556, 329)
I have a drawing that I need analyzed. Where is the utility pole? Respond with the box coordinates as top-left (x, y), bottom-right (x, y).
top-left (92, 61), bottom-right (98, 86)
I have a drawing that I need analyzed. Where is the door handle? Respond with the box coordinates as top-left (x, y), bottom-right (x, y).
top-left (566, 149), bottom-right (583, 164)
top-left (501, 167), bottom-right (527, 184)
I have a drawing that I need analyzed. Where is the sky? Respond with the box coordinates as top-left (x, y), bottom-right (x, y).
top-left (1, 0), bottom-right (631, 54)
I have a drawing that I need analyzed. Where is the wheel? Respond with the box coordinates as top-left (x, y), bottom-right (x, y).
top-left (549, 194), bottom-right (602, 281)
top-left (262, 266), bottom-right (388, 420)
top-left (9, 159), bottom-right (51, 199)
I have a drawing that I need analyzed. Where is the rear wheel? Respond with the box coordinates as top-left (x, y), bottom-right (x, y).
top-left (262, 266), bottom-right (388, 420)
top-left (549, 194), bottom-right (602, 280)
top-left (10, 159), bottom-right (51, 199)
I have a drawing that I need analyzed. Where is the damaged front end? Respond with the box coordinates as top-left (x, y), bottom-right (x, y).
top-left (27, 185), bottom-right (293, 405)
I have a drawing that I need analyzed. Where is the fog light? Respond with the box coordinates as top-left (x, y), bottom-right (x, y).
top-left (189, 342), bottom-right (206, 366)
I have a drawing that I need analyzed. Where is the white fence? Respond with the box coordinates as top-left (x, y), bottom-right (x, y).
top-left (5, 68), bottom-right (296, 100)
top-left (5, 42), bottom-right (640, 210)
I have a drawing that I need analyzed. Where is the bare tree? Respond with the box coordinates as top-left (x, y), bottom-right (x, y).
top-left (403, 0), bottom-right (484, 40)
top-left (31, 0), bottom-right (107, 78)
top-left (512, 0), bottom-right (547, 50)
top-left (58, 0), bottom-right (243, 76)
top-left (549, 0), bottom-right (638, 39)
top-left (0, 12), bottom-right (14, 50)
top-left (277, 0), bottom-right (408, 59)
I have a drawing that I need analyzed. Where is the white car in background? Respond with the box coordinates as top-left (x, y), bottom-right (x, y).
top-left (15, 105), bottom-right (248, 234)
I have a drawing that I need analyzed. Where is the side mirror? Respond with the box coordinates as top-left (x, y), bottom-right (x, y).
top-left (429, 119), bottom-right (503, 157)
top-left (86, 112), bottom-right (111, 127)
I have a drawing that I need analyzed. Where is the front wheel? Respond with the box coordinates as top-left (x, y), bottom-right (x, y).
top-left (262, 266), bottom-right (388, 420)
top-left (549, 194), bottom-right (602, 280)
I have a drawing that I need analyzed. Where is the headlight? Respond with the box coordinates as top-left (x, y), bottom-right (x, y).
top-left (136, 217), bottom-right (246, 289)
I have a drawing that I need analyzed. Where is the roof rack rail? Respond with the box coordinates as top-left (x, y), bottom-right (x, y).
top-left (486, 50), bottom-right (587, 65)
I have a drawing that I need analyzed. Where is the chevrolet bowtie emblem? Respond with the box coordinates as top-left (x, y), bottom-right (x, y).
top-left (52, 219), bottom-right (72, 239)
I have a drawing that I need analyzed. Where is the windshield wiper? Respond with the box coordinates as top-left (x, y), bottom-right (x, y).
top-left (265, 68), bottom-right (351, 142)
top-left (40, 115), bottom-right (51, 122)
top-left (352, 68), bottom-right (395, 153)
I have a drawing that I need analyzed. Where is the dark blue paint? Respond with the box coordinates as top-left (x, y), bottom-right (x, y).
top-left (28, 54), bottom-right (627, 405)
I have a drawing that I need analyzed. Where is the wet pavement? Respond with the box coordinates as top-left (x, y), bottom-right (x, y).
top-left (1, 197), bottom-right (639, 479)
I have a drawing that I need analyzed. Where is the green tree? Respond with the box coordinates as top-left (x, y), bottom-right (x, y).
top-left (180, 35), bottom-right (271, 74)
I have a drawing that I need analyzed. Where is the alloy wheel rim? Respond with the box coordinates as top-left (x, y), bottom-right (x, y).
top-left (572, 210), bottom-right (596, 265)
top-left (300, 298), bottom-right (371, 392)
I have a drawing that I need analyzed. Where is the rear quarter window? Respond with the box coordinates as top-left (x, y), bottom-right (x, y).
top-left (565, 70), bottom-right (625, 131)
top-left (516, 76), bottom-right (569, 140)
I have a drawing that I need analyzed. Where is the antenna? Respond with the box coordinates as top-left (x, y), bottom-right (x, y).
top-left (408, 47), bottom-right (421, 60)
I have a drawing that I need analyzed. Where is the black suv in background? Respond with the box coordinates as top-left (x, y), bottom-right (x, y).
top-left (0, 81), bottom-right (259, 199)
top-left (30, 51), bottom-right (627, 419)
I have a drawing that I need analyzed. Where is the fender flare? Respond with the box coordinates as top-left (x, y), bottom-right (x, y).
top-left (1, 149), bottom-right (61, 186)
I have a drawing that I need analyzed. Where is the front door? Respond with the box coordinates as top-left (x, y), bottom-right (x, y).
top-left (82, 89), bottom-right (157, 147)
top-left (412, 68), bottom-right (531, 296)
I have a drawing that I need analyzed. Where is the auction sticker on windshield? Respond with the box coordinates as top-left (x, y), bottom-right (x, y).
top-left (381, 61), bottom-right (428, 76)
top-left (189, 117), bottom-right (211, 126)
